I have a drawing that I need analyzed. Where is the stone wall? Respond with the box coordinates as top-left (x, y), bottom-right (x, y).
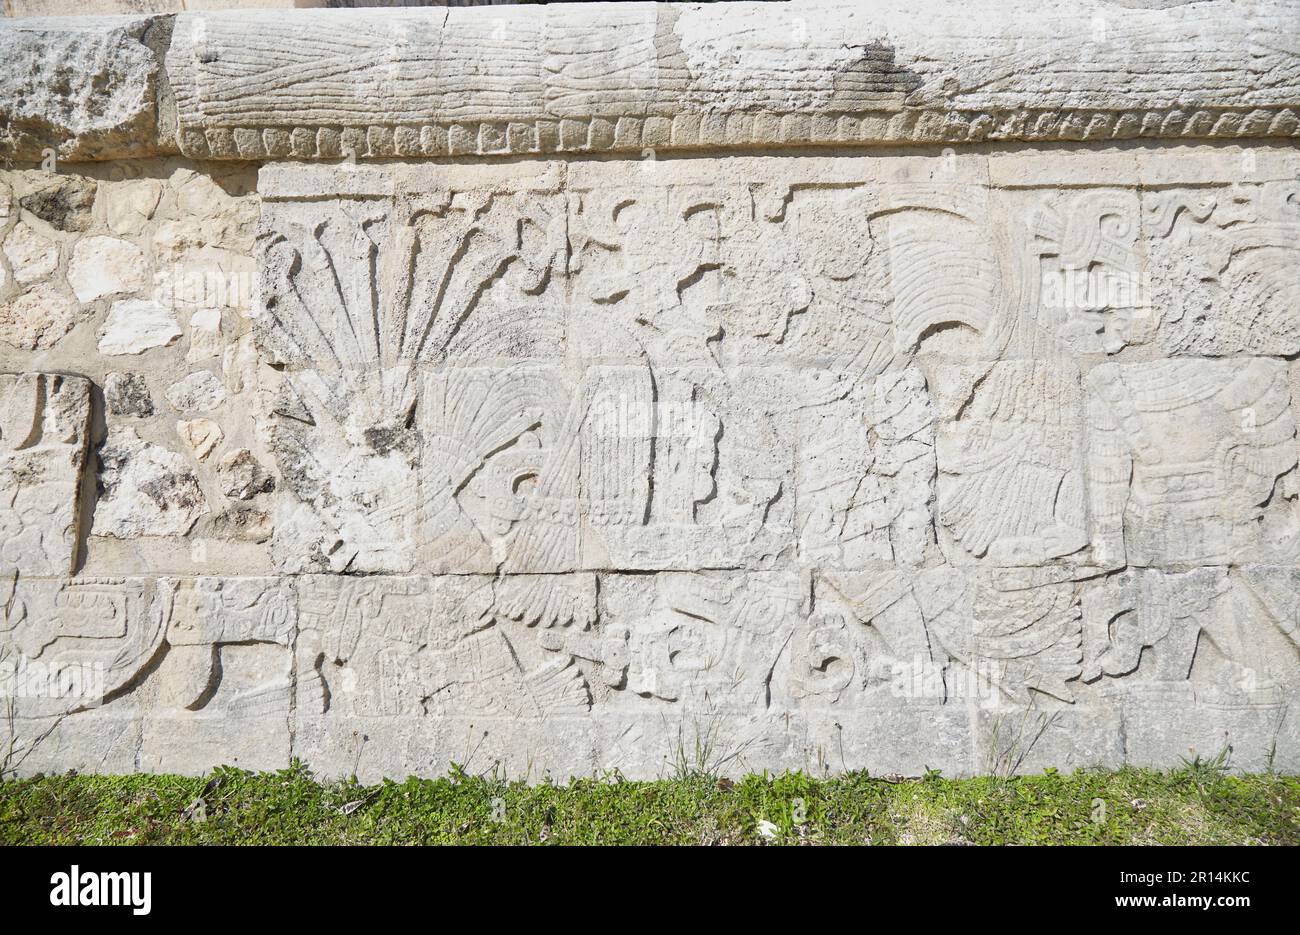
top-left (2, 1), bottom-right (1299, 780)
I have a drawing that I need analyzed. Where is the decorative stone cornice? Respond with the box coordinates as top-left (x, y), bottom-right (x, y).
top-left (4, 1), bottom-right (1300, 162)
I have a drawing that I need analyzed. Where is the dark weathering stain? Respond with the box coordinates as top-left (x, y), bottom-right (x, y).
top-left (831, 41), bottom-right (923, 107)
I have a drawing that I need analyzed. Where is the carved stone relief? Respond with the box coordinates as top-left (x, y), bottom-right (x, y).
top-left (3, 138), bottom-right (1300, 778)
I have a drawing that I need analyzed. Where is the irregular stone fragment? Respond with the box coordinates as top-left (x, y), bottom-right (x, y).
top-left (0, 373), bottom-right (92, 575)
top-left (152, 169), bottom-right (257, 262)
top-left (104, 371), bottom-right (154, 418)
top-left (3, 222), bottom-right (58, 286)
top-left (105, 178), bottom-right (162, 236)
top-left (217, 448), bottom-right (274, 500)
top-left (17, 175), bottom-right (97, 233)
top-left (176, 419), bottom-right (223, 462)
top-left (94, 426), bottom-right (209, 538)
top-left (68, 236), bottom-right (148, 303)
top-left (0, 284), bottom-right (78, 350)
top-left (98, 299), bottom-right (182, 355)
top-left (165, 371), bottom-right (227, 413)
top-left (186, 308), bottom-right (223, 363)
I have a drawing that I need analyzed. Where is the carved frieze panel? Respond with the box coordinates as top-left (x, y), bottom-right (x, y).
top-left (0, 373), bottom-right (91, 576)
top-left (5, 143), bottom-right (1300, 778)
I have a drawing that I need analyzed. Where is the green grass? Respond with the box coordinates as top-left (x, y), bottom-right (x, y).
top-left (2, 762), bottom-right (1297, 845)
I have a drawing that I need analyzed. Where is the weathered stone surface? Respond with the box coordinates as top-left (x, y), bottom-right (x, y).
top-left (185, 308), bottom-right (222, 363)
top-left (98, 298), bottom-right (181, 355)
top-left (1086, 358), bottom-right (1298, 568)
top-left (153, 168), bottom-right (257, 262)
top-left (0, 373), bottom-right (91, 575)
top-left (0, 575), bottom-right (172, 720)
top-left (207, 506), bottom-right (271, 544)
top-left (1143, 181), bottom-right (1300, 355)
top-left (217, 448), bottom-right (273, 500)
top-left (1, 2), bottom-right (1298, 169)
top-left (94, 426), bottom-right (208, 538)
top-left (17, 175), bottom-right (97, 233)
top-left (104, 178), bottom-right (161, 237)
top-left (935, 360), bottom-right (1087, 566)
top-left (176, 418), bottom-right (222, 462)
top-left (3, 222), bottom-right (58, 286)
top-left (165, 1), bottom-right (1300, 161)
top-left (3, 7), bottom-right (1300, 782)
top-left (165, 370), bottom-right (225, 413)
top-left (68, 235), bottom-right (148, 303)
top-left (0, 283), bottom-right (78, 350)
top-left (104, 371), bottom-right (154, 418)
top-left (0, 16), bottom-right (162, 162)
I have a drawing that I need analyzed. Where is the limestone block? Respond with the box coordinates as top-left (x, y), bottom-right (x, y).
top-left (290, 573), bottom-right (599, 776)
top-left (185, 307), bottom-right (222, 363)
top-left (1142, 180), bottom-right (1300, 355)
top-left (104, 178), bottom-right (162, 236)
top-left (3, 222), bottom-right (58, 286)
top-left (814, 566), bottom-right (1086, 710)
top-left (0, 575), bottom-right (172, 720)
top-left (599, 571), bottom-right (808, 715)
top-left (165, 2), bottom-right (1300, 160)
top-left (216, 448), bottom-right (273, 500)
top-left (165, 370), bottom-right (226, 413)
top-left (934, 360), bottom-right (1088, 566)
top-left (16, 174), bottom-right (97, 233)
top-left (0, 373), bottom-right (91, 575)
top-left (1086, 358), bottom-right (1298, 568)
top-left (152, 169), bottom-right (258, 262)
top-left (94, 426), bottom-right (208, 538)
top-left (795, 367), bottom-right (935, 569)
top-left (138, 578), bottom-right (295, 772)
top-left (67, 235), bottom-right (148, 303)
